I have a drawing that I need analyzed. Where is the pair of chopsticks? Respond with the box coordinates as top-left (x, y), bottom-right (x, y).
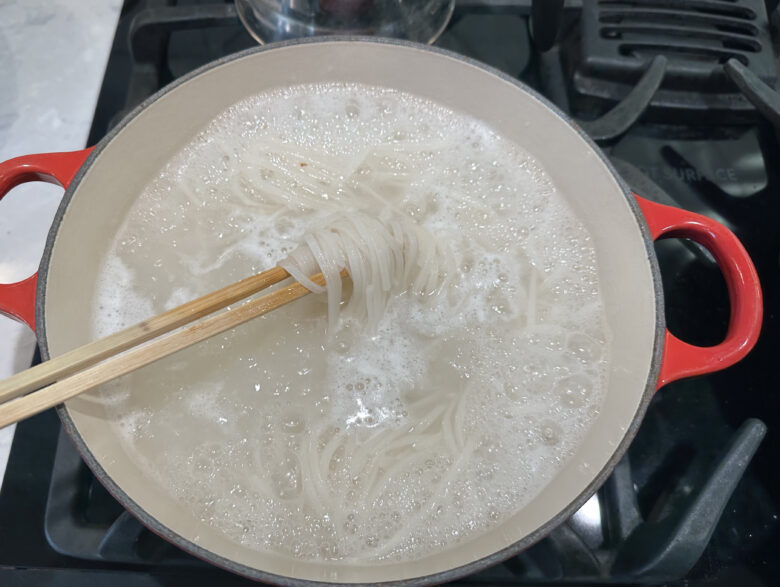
top-left (0, 267), bottom-right (338, 429)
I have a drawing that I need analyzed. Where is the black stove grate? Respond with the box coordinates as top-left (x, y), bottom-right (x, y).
top-left (594, 0), bottom-right (768, 71)
top-left (572, 0), bottom-right (777, 117)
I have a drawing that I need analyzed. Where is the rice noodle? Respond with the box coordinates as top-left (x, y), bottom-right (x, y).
top-left (279, 209), bottom-right (451, 332)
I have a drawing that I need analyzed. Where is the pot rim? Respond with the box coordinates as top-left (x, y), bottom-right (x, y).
top-left (38, 36), bottom-right (665, 586)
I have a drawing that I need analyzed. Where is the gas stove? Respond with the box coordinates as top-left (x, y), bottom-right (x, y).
top-left (1, 1), bottom-right (779, 585)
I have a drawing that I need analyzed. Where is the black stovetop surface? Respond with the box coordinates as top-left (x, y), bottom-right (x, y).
top-left (1, 1), bottom-right (779, 586)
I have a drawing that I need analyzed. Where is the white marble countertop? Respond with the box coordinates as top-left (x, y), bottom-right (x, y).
top-left (0, 0), bottom-right (121, 489)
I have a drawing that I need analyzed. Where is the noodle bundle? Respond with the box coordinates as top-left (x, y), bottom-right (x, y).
top-left (280, 210), bottom-right (451, 331)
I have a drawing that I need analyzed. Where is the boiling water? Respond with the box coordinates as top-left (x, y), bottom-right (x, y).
top-left (92, 83), bottom-right (610, 563)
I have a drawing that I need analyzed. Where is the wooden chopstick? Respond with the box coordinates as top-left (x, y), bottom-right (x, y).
top-left (0, 266), bottom-right (290, 406)
top-left (0, 268), bottom-right (339, 429)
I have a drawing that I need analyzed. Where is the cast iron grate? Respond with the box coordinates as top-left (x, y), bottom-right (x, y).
top-left (573, 0), bottom-right (776, 115)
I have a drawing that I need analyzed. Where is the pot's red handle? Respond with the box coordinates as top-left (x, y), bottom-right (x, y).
top-left (634, 194), bottom-right (762, 389)
top-left (0, 148), bottom-right (93, 331)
